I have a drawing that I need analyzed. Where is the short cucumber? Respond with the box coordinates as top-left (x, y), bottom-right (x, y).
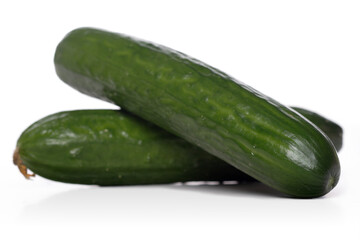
top-left (14, 109), bottom-right (342, 185)
top-left (14, 110), bottom-right (253, 184)
top-left (54, 27), bottom-right (340, 197)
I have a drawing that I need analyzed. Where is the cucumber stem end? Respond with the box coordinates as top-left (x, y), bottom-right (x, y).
top-left (13, 148), bottom-right (35, 179)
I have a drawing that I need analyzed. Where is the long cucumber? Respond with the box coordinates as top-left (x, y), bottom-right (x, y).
top-left (54, 27), bottom-right (340, 197)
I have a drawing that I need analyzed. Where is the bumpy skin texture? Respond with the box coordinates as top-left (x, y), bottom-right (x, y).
top-left (54, 27), bottom-right (340, 198)
top-left (292, 107), bottom-right (343, 152)
top-left (16, 109), bottom-right (342, 185)
top-left (17, 110), bottom-right (254, 185)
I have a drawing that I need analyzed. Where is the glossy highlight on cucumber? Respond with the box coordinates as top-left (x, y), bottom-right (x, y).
top-left (54, 27), bottom-right (340, 197)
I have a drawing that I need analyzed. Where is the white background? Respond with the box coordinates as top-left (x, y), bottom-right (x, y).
top-left (1, 0), bottom-right (359, 239)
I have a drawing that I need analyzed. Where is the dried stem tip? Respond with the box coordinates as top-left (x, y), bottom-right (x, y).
top-left (13, 148), bottom-right (35, 179)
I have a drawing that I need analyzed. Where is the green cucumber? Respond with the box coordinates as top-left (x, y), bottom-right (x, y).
top-left (14, 108), bottom-right (342, 185)
top-left (54, 27), bottom-right (340, 197)
top-left (14, 110), bottom-right (253, 184)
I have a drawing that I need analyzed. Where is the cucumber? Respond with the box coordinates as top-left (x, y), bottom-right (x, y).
top-left (14, 108), bottom-right (342, 185)
top-left (14, 110), bottom-right (253, 184)
top-left (54, 27), bottom-right (340, 197)
top-left (292, 107), bottom-right (343, 151)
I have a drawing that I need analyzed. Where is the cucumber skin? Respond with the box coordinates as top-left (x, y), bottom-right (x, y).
top-left (16, 108), bottom-right (342, 185)
top-left (54, 27), bottom-right (340, 197)
top-left (17, 110), bottom-right (253, 185)
top-left (292, 107), bottom-right (343, 152)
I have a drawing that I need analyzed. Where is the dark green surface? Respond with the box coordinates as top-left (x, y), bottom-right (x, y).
top-left (16, 108), bottom-right (342, 185)
top-left (54, 27), bottom-right (340, 198)
top-left (293, 107), bottom-right (343, 152)
top-left (17, 110), bottom-right (253, 185)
